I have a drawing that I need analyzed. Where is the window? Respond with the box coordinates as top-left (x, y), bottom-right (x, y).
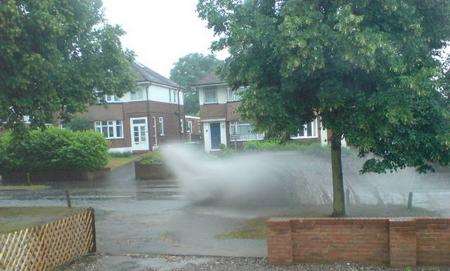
top-left (130, 87), bottom-right (145, 101)
top-left (94, 120), bottom-right (123, 139)
top-left (227, 88), bottom-right (242, 102)
top-left (229, 122), bottom-right (263, 141)
top-left (173, 90), bottom-right (177, 103)
top-left (158, 117), bottom-right (164, 136)
top-left (203, 87), bottom-right (217, 104)
top-left (292, 119), bottom-right (318, 139)
top-left (187, 121), bottom-right (193, 133)
top-left (105, 95), bottom-right (120, 103)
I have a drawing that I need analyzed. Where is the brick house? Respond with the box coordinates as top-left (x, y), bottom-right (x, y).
top-left (185, 115), bottom-right (202, 142)
top-left (81, 63), bottom-right (185, 153)
top-left (194, 73), bottom-right (328, 152)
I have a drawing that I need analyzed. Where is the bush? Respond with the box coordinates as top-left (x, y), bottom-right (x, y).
top-left (139, 152), bottom-right (163, 165)
top-left (66, 116), bottom-right (92, 131)
top-left (0, 128), bottom-right (108, 173)
top-left (109, 152), bottom-right (133, 158)
top-left (244, 139), bottom-right (327, 152)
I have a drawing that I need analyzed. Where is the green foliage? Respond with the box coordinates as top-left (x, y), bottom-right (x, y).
top-left (170, 53), bottom-right (222, 115)
top-left (0, 128), bottom-right (108, 173)
top-left (109, 152), bottom-right (133, 158)
top-left (66, 116), bottom-right (92, 131)
top-left (0, 0), bottom-right (136, 131)
top-left (243, 140), bottom-right (327, 154)
top-left (198, 0), bottom-right (450, 174)
top-left (139, 151), bottom-right (163, 165)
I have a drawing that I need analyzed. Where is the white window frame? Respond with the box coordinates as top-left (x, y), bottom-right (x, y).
top-left (158, 117), bottom-right (165, 136)
top-left (291, 118), bottom-right (319, 139)
top-left (95, 120), bottom-right (124, 139)
top-left (203, 87), bottom-right (218, 104)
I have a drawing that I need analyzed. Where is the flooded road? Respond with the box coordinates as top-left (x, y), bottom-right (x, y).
top-left (1, 153), bottom-right (449, 268)
top-left (0, 163), bottom-right (267, 257)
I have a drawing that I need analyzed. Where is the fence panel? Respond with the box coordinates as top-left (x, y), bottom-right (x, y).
top-left (0, 208), bottom-right (95, 271)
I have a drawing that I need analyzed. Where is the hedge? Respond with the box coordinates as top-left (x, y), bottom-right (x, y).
top-left (0, 128), bottom-right (108, 173)
top-left (139, 151), bottom-right (163, 165)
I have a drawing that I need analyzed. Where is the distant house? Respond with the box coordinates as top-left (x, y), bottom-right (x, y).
top-left (81, 63), bottom-right (185, 153)
top-left (194, 73), bottom-right (328, 152)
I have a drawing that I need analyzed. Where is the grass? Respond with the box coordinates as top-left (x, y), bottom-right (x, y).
top-left (216, 218), bottom-right (267, 240)
top-left (0, 207), bottom-right (80, 233)
top-left (0, 184), bottom-right (49, 191)
top-left (106, 152), bottom-right (145, 170)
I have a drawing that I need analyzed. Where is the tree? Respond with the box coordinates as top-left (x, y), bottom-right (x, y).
top-left (66, 116), bottom-right (92, 131)
top-left (198, 0), bottom-right (450, 216)
top-left (170, 53), bottom-right (222, 115)
top-left (0, 0), bottom-right (136, 132)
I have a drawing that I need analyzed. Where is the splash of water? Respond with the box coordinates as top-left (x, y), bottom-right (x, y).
top-left (161, 144), bottom-right (449, 215)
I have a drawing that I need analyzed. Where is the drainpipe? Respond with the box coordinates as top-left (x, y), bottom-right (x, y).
top-left (146, 83), bottom-right (154, 149)
top-left (177, 88), bottom-right (182, 141)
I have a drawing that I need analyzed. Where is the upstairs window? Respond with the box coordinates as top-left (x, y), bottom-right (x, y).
top-left (204, 87), bottom-right (217, 104)
top-left (173, 90), bottom-right (177, 103)
top-left (95, 120), bottom-right (123, 139)
top-left (105, 95), bottom-right (121, 103)
top-left (130, 87), bottom-right (145, 101)
top-left (227, 88), bottom-right (242, 102)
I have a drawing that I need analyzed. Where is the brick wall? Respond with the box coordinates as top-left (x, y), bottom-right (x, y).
top-left (267, 217), bottom-right (450, 268)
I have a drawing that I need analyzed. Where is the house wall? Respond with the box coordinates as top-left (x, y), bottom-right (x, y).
top-left (199, 104), bottom-right (227, 120)
top-left (267, 217), bottom-right (450, 268)
top-left (82, 100), bottom-right (184, 152)
top-left (108, 84), bottom-right (183, 105)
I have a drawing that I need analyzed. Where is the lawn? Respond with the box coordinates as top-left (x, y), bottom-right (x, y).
top-left (0, 207), bottom-right (79, 234)
top-left (106, 153), bottom-right (146, 170)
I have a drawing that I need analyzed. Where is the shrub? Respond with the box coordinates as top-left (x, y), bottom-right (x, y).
top-left (0, 128), bottom-right (108, 173)
top-left (66, 116), bottom-right (92, 131)
top-left (109, 152), bottom-right (133, 158)
top-left (139, 152), bottom-right (163, 165)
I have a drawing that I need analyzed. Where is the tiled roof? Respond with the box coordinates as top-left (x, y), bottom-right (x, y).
top-left (195, 72), bottom-right (226, 86)
top-left (132, 63), bottom-right (180, 88)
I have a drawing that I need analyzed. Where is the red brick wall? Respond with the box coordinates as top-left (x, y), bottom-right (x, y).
top-left (267, 217), bottom-right (450, 268)
top-left (417, 218), bottom-right (450, 266)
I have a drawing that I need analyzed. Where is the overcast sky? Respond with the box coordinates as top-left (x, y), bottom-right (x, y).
top-left (102, 0), bottom-right (226, 78)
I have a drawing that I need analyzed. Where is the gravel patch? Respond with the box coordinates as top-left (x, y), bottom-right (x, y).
top-left (61, 254), bottom-right (446, 271)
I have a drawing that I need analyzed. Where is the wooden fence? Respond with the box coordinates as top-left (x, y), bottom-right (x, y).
top-left (0, 208), bottom-right (96, 271)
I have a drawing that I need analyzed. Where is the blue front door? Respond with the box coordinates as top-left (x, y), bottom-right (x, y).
top-left (210, 122), bottom-right (221, 150)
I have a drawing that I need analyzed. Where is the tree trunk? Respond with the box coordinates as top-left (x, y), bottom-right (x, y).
top-left (330, 130), bottom-right (346, 216)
